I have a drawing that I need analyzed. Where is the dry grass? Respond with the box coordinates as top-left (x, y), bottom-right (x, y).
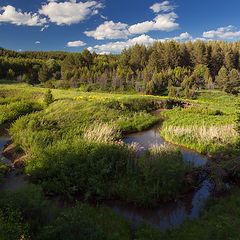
top-left (83, 121), bottom-right (121, 143)
top-left (164, 124), bottom-right (237, 145)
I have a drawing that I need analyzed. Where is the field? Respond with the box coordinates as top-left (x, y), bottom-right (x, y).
top-left (0, 81), bottom-right (239, 239)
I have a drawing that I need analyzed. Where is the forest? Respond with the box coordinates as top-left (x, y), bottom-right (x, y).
top-left (1, 40), bottom-right (240, 95)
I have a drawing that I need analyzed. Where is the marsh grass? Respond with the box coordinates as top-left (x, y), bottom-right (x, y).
top-left (83, 121), bottom-right (121, 143)
top-left (164, 124), bottom-right (237, 145)
top-left (161, 104), bottom-right (238, 153)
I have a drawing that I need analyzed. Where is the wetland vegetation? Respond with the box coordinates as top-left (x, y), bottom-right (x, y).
top-left (0, 40), bottom-right (240, 239)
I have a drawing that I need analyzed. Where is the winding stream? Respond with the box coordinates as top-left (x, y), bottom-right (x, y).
top-left (110, 119), bottom-right (212, 230)
top-left (0, 116), bottom-right (213, 230)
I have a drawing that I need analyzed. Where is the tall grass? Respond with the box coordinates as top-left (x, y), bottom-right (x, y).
top-left (163, 124), bottom-right (237, 148)
top-left (161, 105), bottom-right (238, 153)
top-left (83, 121), bottom-right (121, 143)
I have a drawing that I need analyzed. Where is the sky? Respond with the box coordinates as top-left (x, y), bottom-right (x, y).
top-left (0, 0), bottom-right (240, 54)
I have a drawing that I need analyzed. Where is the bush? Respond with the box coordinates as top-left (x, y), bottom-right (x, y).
top-left (38, 204), bottom-right (131, 240)
top-left (0, 185), bottom-right (51, 236)
top-left (44, 89), bottom-right (54, 106)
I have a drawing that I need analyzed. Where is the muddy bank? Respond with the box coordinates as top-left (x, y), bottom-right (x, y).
top-left (2, 140), bottom-right (27, 168)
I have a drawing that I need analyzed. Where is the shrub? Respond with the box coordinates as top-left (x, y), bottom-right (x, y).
top-left (44, 89), bottom-right (54, 106)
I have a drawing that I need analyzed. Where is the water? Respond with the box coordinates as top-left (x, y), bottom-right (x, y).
top-left (0, 134), bottom-right (27, 191)
top-left (0, 123), bottom-right (212, 230)
top-left (114, 116), bottom-right (211, 230)
top-left (106, 180), bottom-right (212, 230)
top-left (0, 134), bottom-right (11, 164)
top-left (123, 122), bottom-right (208, 167)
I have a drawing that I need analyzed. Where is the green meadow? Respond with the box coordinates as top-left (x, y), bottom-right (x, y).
top-left (0, 81), bottom-right (239, 240)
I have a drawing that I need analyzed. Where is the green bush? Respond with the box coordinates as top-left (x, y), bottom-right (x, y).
top-left (0, 185), bottom-right (51, 236)
top-left (38, 204), bottom-right (131, 240)
top-left (44, 89), bottom-right (54, 106)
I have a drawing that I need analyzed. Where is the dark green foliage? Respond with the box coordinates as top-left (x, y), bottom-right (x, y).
top-left (236, 100), bottom-right (240, 148)
top-left (38, 204), bottom-right (131, 240)
top-left (1, 40), bottom-right (240, 93)
top-left (184, 86), bottom-right (195, 99)
top-left (0, 185), bottom-right (50, 238)
top-left (44, 89), bottom-right (54, 106)
top-left (135, 188), bottom-right (240, 240)
top-left (168, 87), bottom-right (179, 98)
top-left (0, 208), bottom-right (30, 240)
top-left (0, 165), bottom-right (10, 183)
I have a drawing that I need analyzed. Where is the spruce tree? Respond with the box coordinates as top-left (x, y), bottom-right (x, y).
top-left (44, 89), bottom-right (54, 106)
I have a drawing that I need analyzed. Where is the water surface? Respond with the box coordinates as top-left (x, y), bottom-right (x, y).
top-left (123, 121), bottom-right (208, 167)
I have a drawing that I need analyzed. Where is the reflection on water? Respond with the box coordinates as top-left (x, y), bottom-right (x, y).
top-left (0, 135), bottom-right (11, 164)
top-left (123, 122), bottom-right (208, 167)
top-left (0, 123), bottom-right (212, 230)
top-left (107, 180), bottom-right (212, 230)
top-left (0, 172), bottom-right (27, 191)
top-left (0, 135), bottom-right (27, 191)
top-left (115, 119), bottom-right (211, 230)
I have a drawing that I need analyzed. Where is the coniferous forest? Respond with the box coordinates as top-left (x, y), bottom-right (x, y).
top-left (1, 40), bottom-right (240, 95)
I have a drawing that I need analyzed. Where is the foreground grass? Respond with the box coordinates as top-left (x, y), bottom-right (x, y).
top-left (2, 185), bottom-right (240, 240)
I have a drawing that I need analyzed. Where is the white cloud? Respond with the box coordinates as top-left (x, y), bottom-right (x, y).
top-left (84, 21), bottom-right (130, 40)
top-left (35, 41), bottom-right (40, 44)
top-left (41, 24), bottom-right (49, 31)
top-left (39, 0), bottom-right (103, 25)
top-left (67, 40), bottom-right (86, 47)
top-left (87, 46), bottom-right (94, 52)
top-left (94, 34), bottom-right (156, 53)
top-left (93, 32), bottom-right (193, 53)
top-left (172, 32), bottom-right (191, 40)
top-left (98, 51), bottom-right (111, 55)
top-left (0, 5), bottom-right (47, 26)
top-left (203, 25), bottom-right (240, 39)
top-left (150, 1), bottom-right (175, 13)
top-left (86, 11), bottom-right (179, 40)
top-left (128, 12), bottom-right (179, 34)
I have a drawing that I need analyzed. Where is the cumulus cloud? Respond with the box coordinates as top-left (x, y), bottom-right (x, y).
top-left (0, 5), bottom-right (47, 26)
top-left (94, 34), bottom-right (157, 53)
top-left (150, 1), bottom-right (176, 13)
top-left (86, 12), bottom-right (179, 40)
top-left (203, 25), bottom-right (240, 39)
top-left (41, 24), bottom-right (49, 31)
top-left (128, 12), bottom-right (179, 34)
top-left (84, 21), bottom-right (130, 40)
top-left (171, 32), bottom-right (191, 40)
top-left (35, 41), bottom-right (40, 44)
top-left (67, 40), bottom-right (86, 47)
top-left (87, 46), bottom-right (94, 52)
top-left (39, 0), bottom-right (103, 25)
top-left (92, 32), bottom-right (192, 53)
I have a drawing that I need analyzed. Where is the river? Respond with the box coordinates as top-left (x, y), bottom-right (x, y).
top-left (0, 118), bottom-right (213, 230)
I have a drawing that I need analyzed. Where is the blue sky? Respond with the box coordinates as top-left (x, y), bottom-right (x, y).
top-left (0, 0), bottom-right (240, 53)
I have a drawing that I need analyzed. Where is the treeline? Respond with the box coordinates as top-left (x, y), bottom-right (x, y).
top-left (1, 40), bottom-right (240, 94)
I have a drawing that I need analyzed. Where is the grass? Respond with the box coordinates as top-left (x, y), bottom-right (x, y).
top-left (0, 81), bottom-right (240, 238)
top-left (161, 103), bottom-right (238, 154)
top-left (0, 82), bottom-right (191, 206)
top-left (2, 184), bottom-right (240, 240)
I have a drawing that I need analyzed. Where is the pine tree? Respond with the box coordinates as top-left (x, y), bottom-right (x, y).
top-left (44, 89), bottom-right (54, 106)
top-left (226, 69), bottom-right (239, 94)
top-left (215, 66), bottom-right (228, 91)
